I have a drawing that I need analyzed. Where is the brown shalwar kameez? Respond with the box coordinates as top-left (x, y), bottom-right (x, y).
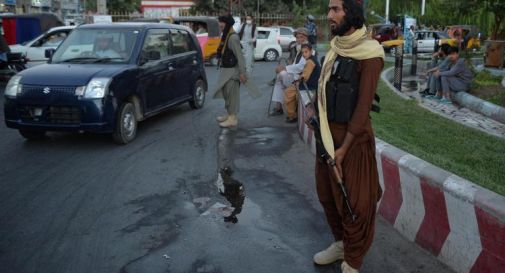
top-left (316, 57), bottom-right (383, 269)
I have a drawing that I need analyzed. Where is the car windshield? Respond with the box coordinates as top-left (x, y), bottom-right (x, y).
top-left (51, 28), bottom-right (140, 64)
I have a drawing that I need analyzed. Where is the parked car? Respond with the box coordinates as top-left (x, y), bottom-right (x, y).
top-left (273, 26), bottom-right (296, 52)
top-left (9, 26), bottom-right (75, 67)
top-left (4, 23), bottom-right (207, 144)
top-left (382, 30), bottom-right (450, 55)
top-left (370, 23), bottom-right (396, 43)
top-left (414, 30), bottom-right (449, 53)
top-left (254, 27), bottom-right (282, 62)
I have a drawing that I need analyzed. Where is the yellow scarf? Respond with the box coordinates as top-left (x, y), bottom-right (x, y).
top-left (221, 28), bottom-right (236, 55)
top-left (318, 26), bottom-right (385, 158)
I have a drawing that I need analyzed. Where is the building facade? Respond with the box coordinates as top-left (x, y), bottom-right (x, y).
top-left (140, 0), bottom-right (193, 18)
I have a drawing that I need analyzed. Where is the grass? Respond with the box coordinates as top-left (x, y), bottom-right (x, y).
top-left (473, 70), bottom-right (503, 87)
top-left (483, 92), bottom-right (505, 107)
top-left (371, 80), bottom-right (505, 196)
top-left (470, 70), bottom-right (505, 107)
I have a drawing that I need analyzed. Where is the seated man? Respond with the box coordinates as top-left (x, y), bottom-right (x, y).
top-left (420, 43), bottom-right (451, 97)
top-left (94, 34), bottom-right (121, 59)
top-left (283, 43), bottom-right (321, 123)
top-left (270, 28), bottom-right (311, 115)
top-left (433, 46), bottom-right (473, 104)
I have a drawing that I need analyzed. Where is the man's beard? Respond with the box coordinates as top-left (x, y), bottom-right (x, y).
top-left (330, 18), bottom-right (352, 36)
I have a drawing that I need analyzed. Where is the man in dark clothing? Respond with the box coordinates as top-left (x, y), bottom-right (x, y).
top-left (213, 14), bottom-right (247, 128)
top-left (306, 1), bottom-right (384, 272)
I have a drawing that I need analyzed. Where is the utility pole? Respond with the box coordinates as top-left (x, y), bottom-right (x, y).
top-left (385, 0), bottom-right (390, 23)
top-left (421, 0), bottom-right (426, 16)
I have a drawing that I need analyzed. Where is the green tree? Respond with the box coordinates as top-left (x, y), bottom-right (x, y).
top-left (448, 0), bottom-right (505, 39)
top-left (366, 0), bottom-right (502, 38)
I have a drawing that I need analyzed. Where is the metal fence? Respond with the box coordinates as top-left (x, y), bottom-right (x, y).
top-left (68, 11), bottom-right (331, 43)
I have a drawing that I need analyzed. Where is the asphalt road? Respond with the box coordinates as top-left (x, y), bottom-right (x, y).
top-left (0, 59), bottom-right (455, 273)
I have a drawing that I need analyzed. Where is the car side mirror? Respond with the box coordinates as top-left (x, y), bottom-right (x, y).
top-left (45, 48), bottom-right (56, 59)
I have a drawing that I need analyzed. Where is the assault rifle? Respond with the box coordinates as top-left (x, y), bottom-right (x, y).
top-left (296, 80), bottom-right (357, 222)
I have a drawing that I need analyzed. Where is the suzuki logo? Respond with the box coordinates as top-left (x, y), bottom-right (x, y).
top-left (43, 87), bottom-right (51, 94)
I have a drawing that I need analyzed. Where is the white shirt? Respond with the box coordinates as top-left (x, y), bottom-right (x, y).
top-left (286, 52), bottom-right (306, 80)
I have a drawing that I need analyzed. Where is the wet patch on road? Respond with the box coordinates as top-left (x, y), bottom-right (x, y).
top-left (120, 191), bottom-right (182, 234)
top-left (214, 128), bottom-right (245, 223)
top-left (215, 167), bottom-right (245, 224)
top-left (210, 127), bottom-right (296, 224)
top-left (233, 127), bottom-right (295, 157)
top-left (188, 259), bottom-right (221, 273)
top-left (117, 180), bottom-right (193, 273)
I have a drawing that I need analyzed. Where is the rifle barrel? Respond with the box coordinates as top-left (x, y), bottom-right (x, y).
top-left (296, 81), bottom-right (358, 222)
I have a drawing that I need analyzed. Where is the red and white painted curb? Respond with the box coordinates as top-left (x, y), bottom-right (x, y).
top-left (297, 97), bottom-right (505, 273)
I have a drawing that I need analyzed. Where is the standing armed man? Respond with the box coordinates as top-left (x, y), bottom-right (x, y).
top-left (307, 1), bottom-right (384, 272)
top-left (214, 14), bottom-right (247, 128)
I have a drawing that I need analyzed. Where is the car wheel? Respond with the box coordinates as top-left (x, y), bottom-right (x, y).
top-left (112, 102), bottom-right (137, 144)
top-left (264, 49), bottom-right (279, 62)
top-left (18, 129), bottom-right (46, 140)
top-left (189, 79), bottom-right (206, 109)
top-left (209, 55), bottom-right (219, 66)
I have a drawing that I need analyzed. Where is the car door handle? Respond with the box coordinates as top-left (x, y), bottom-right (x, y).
top-left (168, 64), bottom-right (175, 71)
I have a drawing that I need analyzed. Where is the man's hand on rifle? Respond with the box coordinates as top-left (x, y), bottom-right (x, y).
top-left (333, 147), bottom-right (347, 181)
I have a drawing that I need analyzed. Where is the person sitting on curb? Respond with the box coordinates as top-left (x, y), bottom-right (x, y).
top-left (432, 46), bottom-right (473, 104)
top-left (420, 43), bottom-right (451, 97)
top-left (283, 43), bottom-right (321, 123)
top-left (270, 28), bottom-right (312, 115)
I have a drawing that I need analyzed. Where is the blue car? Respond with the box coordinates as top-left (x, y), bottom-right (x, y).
top-left (4, 23), bottom-right (207, 144)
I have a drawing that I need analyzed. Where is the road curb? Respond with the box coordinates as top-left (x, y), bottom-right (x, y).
top-left (297, 94), bottom-right (505, 273)
top-left (452, 92), bottom-right (505, 124)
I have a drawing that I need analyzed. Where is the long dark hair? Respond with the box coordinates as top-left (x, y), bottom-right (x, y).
top-left (217, 14), bottom-right (235, 59)
top-left (342, 0), bottom-right (365, 30)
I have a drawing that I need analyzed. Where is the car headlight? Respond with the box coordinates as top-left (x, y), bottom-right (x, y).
top-left (4, 75), bottom-right (22, 98)
top-left (81, 77), bottom-right (112, 99)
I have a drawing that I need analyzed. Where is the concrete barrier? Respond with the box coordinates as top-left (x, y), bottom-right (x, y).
top-left (297, 95), bottom-right (505, 273)
top-left (452, 92), bottom-right (505, 124)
